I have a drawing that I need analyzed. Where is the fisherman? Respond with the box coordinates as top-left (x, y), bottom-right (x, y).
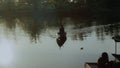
top-left (98, 52), bottom-right (109, 68)
top-left (58, 25), bottom-right (65, 34)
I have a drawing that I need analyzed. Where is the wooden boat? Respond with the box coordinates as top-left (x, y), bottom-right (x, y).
top-left (56, 25), bottom-right (67, 48)
top-left (112, 54), bottom-right (120, 61)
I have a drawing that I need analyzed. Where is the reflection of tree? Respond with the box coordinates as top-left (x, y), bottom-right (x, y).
top-left (3, 15), bottom-right (16, 32)
top-left (16, 14), bottom-right (61, 42)
top-left (95, 24), bottom-right (120, 41)
top-left (63, 16), bottom-right (120, 41)
top-left (104, 24), bottom-right (120, 35)
top-left (17, 16), bottom-right (44, 42)
top-left (28, 23), bottom-right (43, 42)
top-left (96, 26), bottom-right (105, 41)
top-left (71, 33), bottom-right (86, 41)
top-left (1, 13), bottom-right (120, 43)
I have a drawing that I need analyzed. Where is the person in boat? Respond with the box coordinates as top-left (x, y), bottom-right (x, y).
top-left (58, 25), bottom-right (65, 35)
top-left (98, 52), bottom-right (109, 68)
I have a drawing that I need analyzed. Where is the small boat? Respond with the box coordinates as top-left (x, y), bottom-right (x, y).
top-left (56, 25), bottom-right (67, 48)
top-left (112, 54), bottom-right (120, 61)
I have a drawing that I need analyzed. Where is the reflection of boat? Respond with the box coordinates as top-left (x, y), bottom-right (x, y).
top-left (112, 35), bottom-right (120, 42)
top-left (56, 25), bottom-right (67, 48)
top-left (112, 35), bottom-right (120, 54)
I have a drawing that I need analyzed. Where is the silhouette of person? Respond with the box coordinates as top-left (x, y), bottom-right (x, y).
top-left (98, 52), bottom-right (109, 68)
top-left (58, 25), bottom-right (65, 34)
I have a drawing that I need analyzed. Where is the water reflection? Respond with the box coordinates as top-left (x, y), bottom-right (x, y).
top-left (95, 23), bottom-right (120, 40)
top-left (0, 14), bottom-right (120, 43)
top-left (0, 13), bottom-right (120, 68)
top-left (18, 16), bottom-right (44, 42)
top-left (56, 25), bottom-right (67, 48)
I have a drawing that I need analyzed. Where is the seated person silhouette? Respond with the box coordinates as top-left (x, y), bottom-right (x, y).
top-left (98, 52), bottom-right (109, 68)
top-left (58, 25), bottom-right (65, 35)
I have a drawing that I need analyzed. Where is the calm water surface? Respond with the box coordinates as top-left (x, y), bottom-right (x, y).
top-left (0, 14), bottom-right (120, 68)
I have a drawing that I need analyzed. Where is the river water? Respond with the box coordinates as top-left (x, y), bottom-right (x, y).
top-left (0, 14), bottom-right (120, 68)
